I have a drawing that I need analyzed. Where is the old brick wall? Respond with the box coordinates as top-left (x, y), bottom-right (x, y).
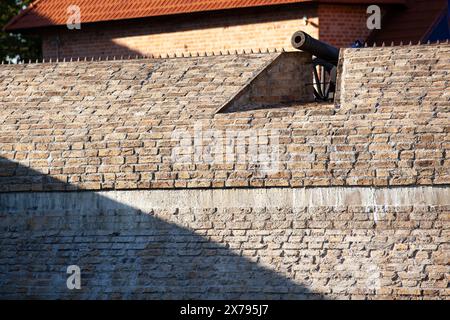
top-left (41, 5), bottom-right (319, 60)
top-left (39, 3), bottom-right (388, 60)
top-left (1, 45), bottom-right (449, 191)
top-left (0, 188), bottom-right (448, 299)
top-left (0, 44), bottom-right (449, 299)
top-left (219, 52), bottom-right (314, 112)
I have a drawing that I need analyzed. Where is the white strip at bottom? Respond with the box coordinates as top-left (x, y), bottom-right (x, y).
top-left (1, 186), bottom-right (448, 212)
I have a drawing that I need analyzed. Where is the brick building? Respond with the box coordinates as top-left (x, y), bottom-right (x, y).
top-left (6, 0), bottom-right (447, 60)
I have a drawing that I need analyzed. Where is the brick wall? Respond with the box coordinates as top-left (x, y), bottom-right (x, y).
top-left (41, 5), bottom-right (319, 60)
top-left (220, 52), bottom-right (314, 112)
top-left (39, 3), bottom-right (387, 60)
top-left (0, 43), bottom-right (449, 300)
top-left (1, 44), bottom-right (450, 191)
top-left (1, 187), bottom-right (449, 299)
top-left (318, 4), bottom-right (373, 48)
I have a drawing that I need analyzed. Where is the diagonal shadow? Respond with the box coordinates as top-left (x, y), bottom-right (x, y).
top-left (6, 4), bottom-right (318, 60)
top-left (0, 157), bottom-right (323, 299)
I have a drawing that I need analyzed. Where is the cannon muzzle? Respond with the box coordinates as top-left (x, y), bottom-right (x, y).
top-left (291, 31), bottom-right (340, 102)
top-left (291, 31), bottom-right (339, 65)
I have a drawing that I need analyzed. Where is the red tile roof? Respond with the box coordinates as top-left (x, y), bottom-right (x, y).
top-left (368, 0), bottom-right (448, 44)
top-left (5, 0), bottom-right (405, 31)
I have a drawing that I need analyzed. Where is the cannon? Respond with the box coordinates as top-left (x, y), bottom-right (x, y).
top-left (291, 31), bottom-right (340, 101)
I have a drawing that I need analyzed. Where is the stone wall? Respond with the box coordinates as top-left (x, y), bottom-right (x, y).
top-left (0, 43), bottom-right (449, 300)
top-left (219, 52), bottom-right (314, 112)
top-left (1, 44), bottom-right (450, 192)
top-left (0, 187), bottom-right (448, 299)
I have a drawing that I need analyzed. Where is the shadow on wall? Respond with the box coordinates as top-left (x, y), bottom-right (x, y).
top-left (21, 4), bottom-right (318, 60)
top-left (16, 11), bottom-right (145, 61)
top-left (0, 157), bottom-right (321, 299)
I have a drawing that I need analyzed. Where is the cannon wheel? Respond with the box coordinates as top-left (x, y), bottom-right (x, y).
top-left (312, 58), bottom-right (337, 102)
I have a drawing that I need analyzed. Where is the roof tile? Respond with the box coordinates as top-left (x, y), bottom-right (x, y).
top-left (5, 0), bottom-right (306, 30)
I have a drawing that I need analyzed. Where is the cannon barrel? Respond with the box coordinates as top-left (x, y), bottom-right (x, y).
top-left (291, 31), bottom-right (339, 65)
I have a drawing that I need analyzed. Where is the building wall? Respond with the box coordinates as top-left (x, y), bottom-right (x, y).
top-left (0, 187), bottom-right (448, 299)
top-left (39, 3), bottom-right (384, 59)
top-left (41, 5), bottom-right (319, 60)
top-left (318, 4), bottom-right (373, 48)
